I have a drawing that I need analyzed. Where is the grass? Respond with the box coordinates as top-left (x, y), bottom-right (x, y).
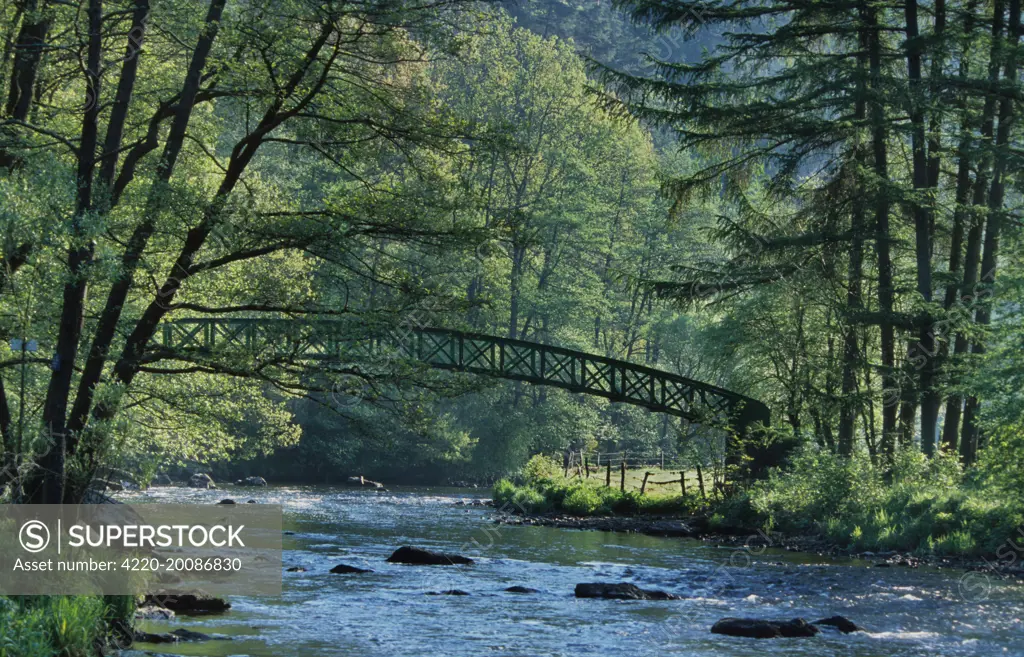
top-left (495, 456), bottom-right (704, 517)
top-left (536, 453), bottom-right (715, 497)
top-left (0, 595), bottom-right (134, 657)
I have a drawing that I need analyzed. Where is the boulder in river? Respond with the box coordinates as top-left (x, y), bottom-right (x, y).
top-left (330, 563), bottom-right (373, 574)
top-left (151, 473), bottom-right (174, 486)
top-left (574, 583), bottom-right (679, 600)
top-left (217, 499), bottom-right (236, 504)
top-left (235, 476), bottom-right (268, 487)
top-left (426, 589), bottom-right (470, 596)
top-left (387, 546), bottom-right (473, 566)
top-left (134, 631), bottom-right (178, 644)
top-left (170, 628), bottom-right (217, 642)
top-left (813, 616), bottom-right (863, 633)
top-left (134, 605), bottom-right (175, 621)
top-left (505, 586), bottom-right (540, 594)
top-left (711, 617), bottom-right (819, 639)
top-left (134, 628), bottom-right (216, 644)
top-left (143, 593), bottom-right (230, 614)
top-left (286, 566), bottom-right (307, 572)
top-left (188, 473), bottom-right (216, 489)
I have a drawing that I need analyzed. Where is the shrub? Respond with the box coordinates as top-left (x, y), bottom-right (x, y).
top-left (562, 486), bottom-right (602, 515)
top-left (0, 595), bottom-right (118, 657)
top-left (523, 454), bottom-right (561, 485)
top-left (0, 604), bottom-right (53, 657)
top-left (47, 596), bottom-right (105, 657)
top-left (493, 479), bottom-right (517, 506)
top-left (512, 486), bottom-right (549, 512)
top-left (741, 445), bottom-right (1024, 558)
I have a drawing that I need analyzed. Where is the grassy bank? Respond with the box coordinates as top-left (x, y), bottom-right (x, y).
top-left (0, 595), bottom-right (133, 657)
top-left (494, 455), bottom-right (705, 517)
top-left (746, 449), bottom-right (1024, 558)
top-left (495, 451), bottom-right (1024, 560)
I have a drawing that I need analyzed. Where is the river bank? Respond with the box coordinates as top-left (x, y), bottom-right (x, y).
top-left (492, 510), bottom-right (1024, 578)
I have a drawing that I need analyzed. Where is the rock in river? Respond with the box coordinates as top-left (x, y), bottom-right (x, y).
top-left (134, 628), bottom-right (218, 643)
top-left (188, 473), bottom-right (216, 489)
top-left (505, 586), bottom-right (540, 594)
top-left (134, 605), bottom-right (175, 621)
top-left (427, 589), bottom-right (470, 596)
top-left (330, 563), bottom-right (374, 574)
top-left (235, 476), bottom-right (268, 486)
top-left (574, 583), bottom-right (679, 600)
top-left (711, 617), bottom-right (819, 639)
top-left (813, 615), bottom-right (863, 633)
top-left (143, 593), bottom-right (230, 614)
top-left (387, 546), bottom-right (473, 566)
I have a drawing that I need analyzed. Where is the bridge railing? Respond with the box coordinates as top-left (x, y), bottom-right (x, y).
top-left (154, 318), bottom-right (770, 433)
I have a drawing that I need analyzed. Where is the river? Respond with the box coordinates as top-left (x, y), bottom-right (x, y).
top-left (121, 485), bottom-right (1023, 656)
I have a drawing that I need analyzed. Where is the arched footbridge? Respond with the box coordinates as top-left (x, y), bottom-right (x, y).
top-left (156, 319), bottom-right (770, 467)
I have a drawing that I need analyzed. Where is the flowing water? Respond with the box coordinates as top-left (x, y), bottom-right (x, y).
top-left (121, 485), bottom-right (1024, 656)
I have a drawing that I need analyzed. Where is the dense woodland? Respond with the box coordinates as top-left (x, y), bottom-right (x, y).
top-left (0, 0), bottom-right (1021, 514)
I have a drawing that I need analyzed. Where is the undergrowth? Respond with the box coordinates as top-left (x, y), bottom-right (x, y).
top-left (0, 595), bottom-right (134, 657)
top-left (496, 449), bottom-right (1024, 559)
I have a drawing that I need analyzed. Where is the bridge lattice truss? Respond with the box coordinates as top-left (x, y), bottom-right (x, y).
top-left (156, 319), bottom-right (770, 431)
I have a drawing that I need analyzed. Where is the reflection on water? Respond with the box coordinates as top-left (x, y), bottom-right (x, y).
top-left (121, 485), bottom-right (1024, 657)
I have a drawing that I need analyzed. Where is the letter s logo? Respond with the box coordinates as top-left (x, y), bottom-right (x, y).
top-left (19, 520), bottom-right (50, 553)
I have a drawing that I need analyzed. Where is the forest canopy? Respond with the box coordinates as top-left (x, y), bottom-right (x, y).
top-left (0, 0), bottom-right (1021, 504)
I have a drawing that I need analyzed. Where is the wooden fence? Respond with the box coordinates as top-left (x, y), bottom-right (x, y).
top-left (560, 450), bottom-right (715, 500)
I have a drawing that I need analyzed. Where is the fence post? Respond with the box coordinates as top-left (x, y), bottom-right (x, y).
top-left (640, 472), bottom-right (651, 495)
top-left (679, 471), bottom-right (686, 496)
top-left (583, 453), bottom-right (590, 478)
top-left (696, 464), bottom-right (706, 502)
top-left (660, 449), bottom-right (664, 469)
top-left (606, 461), bottom-right (611, 487)
top-left (620, 458), bottom-right (626, 492)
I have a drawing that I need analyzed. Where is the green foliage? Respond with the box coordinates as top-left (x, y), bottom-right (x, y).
top-left (493, 464), bottom-right (702, 516)
top-left (522, 454), bottom-right (562, 484)
top-left (563, 486), bottom-right (602, 514)
top-left (0, 596), bottom-right (116, 657)
top-left (493, 478), bottom-right (518, 506)
top-left (743, 449), bottom-right (1024, 557)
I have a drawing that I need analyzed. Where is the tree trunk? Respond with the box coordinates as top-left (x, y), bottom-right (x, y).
top-left (4, 0), bottom-right (49, 121)
top-left (867, 6), bottom-right (898, 460)
top-left (938, 0), bottom-right (978, 454)
top-left (903, 0), bottom-right (936, 455)
top-left (29, 0), bottom-right (103, 503)
top-left (839, 20), bottom-right (869, 456)
top-left (945, 0), bottom-right (1004, 458)
top-left (961, 0), bottom-right (1021, 462)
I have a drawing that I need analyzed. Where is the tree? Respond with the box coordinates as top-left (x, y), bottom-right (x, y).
top-left (0, 0), bottom-right (482, 502)
top-left (602, 0), bottom-right (1023, 462)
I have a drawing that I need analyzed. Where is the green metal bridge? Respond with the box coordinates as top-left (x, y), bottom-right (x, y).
top-left (156, 318), bottom-right (770, 463)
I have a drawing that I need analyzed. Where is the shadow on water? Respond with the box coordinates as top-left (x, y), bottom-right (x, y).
top-left (122, 485), bottom-right (1024, 657)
